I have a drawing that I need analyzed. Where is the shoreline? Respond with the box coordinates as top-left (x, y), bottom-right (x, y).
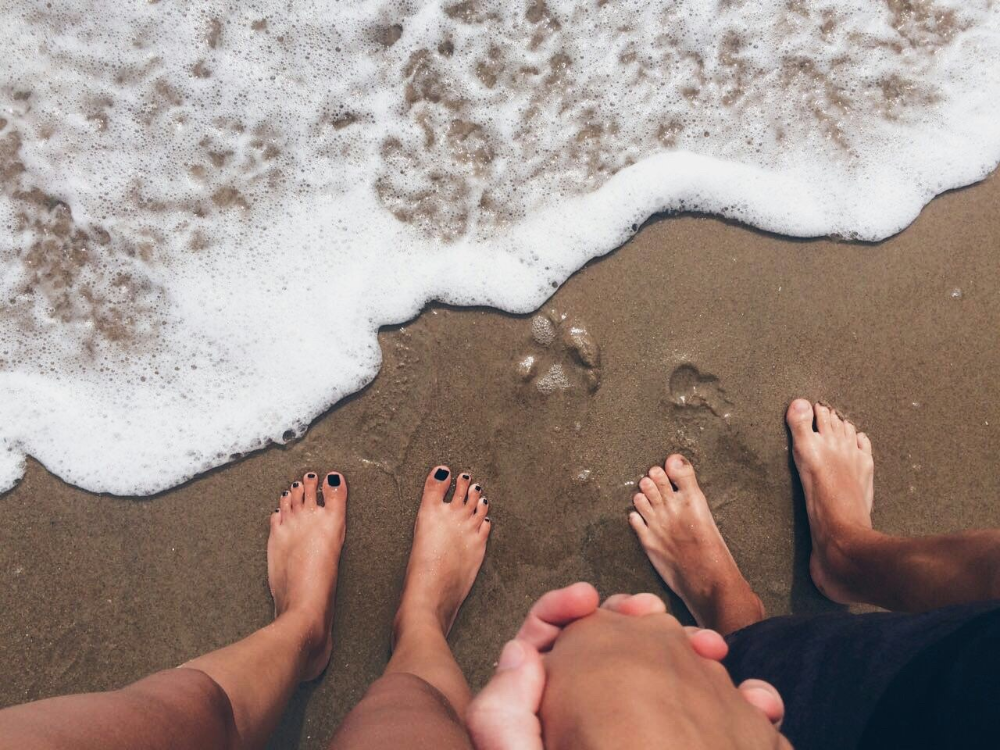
top-left (2, 172), bottom-right (998, 748)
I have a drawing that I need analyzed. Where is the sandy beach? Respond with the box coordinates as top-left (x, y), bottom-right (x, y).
top-left (2, 171), bottom-right (998, 749)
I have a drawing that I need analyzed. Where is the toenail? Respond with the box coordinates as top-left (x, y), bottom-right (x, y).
top-left (292, 482), bottom-right (300, 488)
top-left (307, 473), bottom-right (316, 479)
top-left (461, 473), bottom-right (470, 480)
top-left (434, 468), bottom-right (449, 481)
top-left (481, 497), bottom-right (488, 504)
top-left (484, 516), bottom-right (491, 523)
top-left (282, 491), bottom-right (290, 497)
top-left (474, 484), bottom-right (481, 491)
top-left (327, 473), bottom-right (341, 487)
top-left (274, 508), bottom-right (279, 513)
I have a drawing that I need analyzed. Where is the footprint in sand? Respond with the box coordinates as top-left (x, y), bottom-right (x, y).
top-left (516, 309), bottom-right (602, 395)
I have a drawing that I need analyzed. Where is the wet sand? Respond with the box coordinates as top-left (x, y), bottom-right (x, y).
top-left (2, 173), bottom-right (999, 748)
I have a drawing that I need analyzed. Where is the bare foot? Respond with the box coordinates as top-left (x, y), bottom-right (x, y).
top-left (630, 455), bottom-right (764, 635)
top-left (268, 471), bottom-right (348, 680)
top-left (394, 467), bottom-right (491, 644)
top-left (786, 399), bottom-right (874, 603)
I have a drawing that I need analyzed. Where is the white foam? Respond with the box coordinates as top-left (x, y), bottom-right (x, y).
top-left (1, 0), bottom-right (999, 494)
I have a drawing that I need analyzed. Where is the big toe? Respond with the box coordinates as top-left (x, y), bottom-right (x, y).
top-left (786, 399), bottom-right (815, 441)
top-left (664, 454), bottom-right (699, 493)
top-left (422, 465), bottom-right (452, 505)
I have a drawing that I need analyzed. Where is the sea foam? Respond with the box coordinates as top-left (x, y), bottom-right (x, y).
top-left (1, 0), bottom-right (999, 494)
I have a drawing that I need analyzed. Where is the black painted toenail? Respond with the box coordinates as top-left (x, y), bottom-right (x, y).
top-left (292, 482), bottom-right (300, 488)
top-left (307, 473), bottom-right (316, 479)
top-left (482, 498), bottom-right (488, 505)
top-left (327, 473), bottom-right (341, 487)
top-left (461, 473), bottom-right (470, 480)
top-left (434, 468), bottom-right (449, 481)
top-left (474, 484), bottom-right (481, 492)
top-left (484, 516), bottom-right (491, 523)
top-left (274, 508), bottom-right (279, 513)
top-left (282, 491), bottom-right (290, 497)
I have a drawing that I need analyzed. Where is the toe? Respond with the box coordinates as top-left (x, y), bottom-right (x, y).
top-left (857, 432), bottom-right (872, 454)
top-left (842, 418), bottom-right (857, 442)
top-left (289, 481), bottom-right (304, 509)
top-left (786, 399), bottom-right (815, 441)
top-left (279, 489), bottom-right (293, 515)
top-left (322, 472), bottom-right (346, 508)
top-left (478, 515), bottom-right (492, 537)
top-left (422, 465), bottom-right (452, 505)
top-left (828, 409), bottom-right (844, 436)
top-left (454, 472), bottom-right (472, 505)
top-left (629, 511), bottom-right (649, 539)
top-left (664, 454), bottom-right (699, 493)
top-left (270, 507), bottom-right (281, 528)
top-left (638, 477), bottom-right (664, 506)
top-left (303, 472), bottom-right (319, 508)
top-left (633, 491), bottom-right (654, 522)
top-left (648, 466), bottom-right (675, 497)
top-left (815, 404), bottom-right (832, 434)
top-left (466, 481), bottom-right (483, 516)
top-left (472, 495), bottom-right (489, 525)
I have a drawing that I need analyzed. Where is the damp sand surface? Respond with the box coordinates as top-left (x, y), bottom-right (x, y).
top-left (2, 175), bottom-right (999, 748)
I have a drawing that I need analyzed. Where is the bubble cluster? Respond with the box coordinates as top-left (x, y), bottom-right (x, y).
top-left (1, 0), bottom-right (998, 494)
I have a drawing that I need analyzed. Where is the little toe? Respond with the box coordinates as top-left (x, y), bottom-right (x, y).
top-left (648, 465), bottom-right (675, 497)
top-left (629, 511), bottom-right (649, 538)
top-left (422, 465), bottom-right (452, 505)
top-left (472, 495), bottom-right (489, 525)
top-left (289, 481), bottom-right (304, 509)
top-left (453, 472), bottom-right (472, 505)
top-left (322, 472), bottom-right (346, 508)
top-left (665, 454), bottom-right (699, 493)
top-left (478, 514), bottom-right (492, 536)
top-left (279, 489), bottom-right (293, 515)
top-left (828, 408), bottom-right (844, 436)
top-left (786, 399), bottom-right (816, 441)
top-left (857, 432), bottom-right (872, 454)
top-left (303, 472), bottom-right (319, 508)
top-left (270, 507), bottom-right (282, 528)
top-left (638, 477), bottom-right (664, 505)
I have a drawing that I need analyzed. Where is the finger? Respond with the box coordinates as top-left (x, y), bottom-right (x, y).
top-left (738, 678), bottom-right (785, 728)
top-left (601, 593), bottom-right (667, 617)
top-left (516, 582), bottom-right (600, 651)
top-left (467, 640), bottom-right (546, 750)
top-left (683, 627), bottom-right (729, 661)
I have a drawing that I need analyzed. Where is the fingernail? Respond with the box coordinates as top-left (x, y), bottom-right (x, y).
top-left (307, 473), bottom-right (316, 479)
top-left (327, 473), bottom-right (341, 487)
top-left (497, 640), bottom-right (524, 671)
top-left (434, 468), bottom-right (449, 481)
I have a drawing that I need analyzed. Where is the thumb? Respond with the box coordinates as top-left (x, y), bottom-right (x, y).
top-left (467, 640), bottom-right (546, 750)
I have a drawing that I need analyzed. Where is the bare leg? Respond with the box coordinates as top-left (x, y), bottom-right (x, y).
top-left (787, 399), bottom-right (1000, 611)
top-left (630, 454), bottom-right (765, 635)
top-left (0, 470), bottom-right (348, 750)
top-left (329, 466), bottom-right (490, 749)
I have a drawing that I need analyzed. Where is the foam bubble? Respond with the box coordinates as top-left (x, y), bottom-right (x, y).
top-left (1, 0), bottom-right (999, 494)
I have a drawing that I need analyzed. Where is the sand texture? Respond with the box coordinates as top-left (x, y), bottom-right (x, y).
top-left (1, 174), bottom-right (998, 749)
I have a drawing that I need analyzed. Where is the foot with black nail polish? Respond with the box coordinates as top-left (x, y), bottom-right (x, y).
top-left (268, 470), bottom-right (348, 680)
top-left (393, 466), bottom-right (492, 646)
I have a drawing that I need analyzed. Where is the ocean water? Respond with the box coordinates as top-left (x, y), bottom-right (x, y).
top-left (2, 0), bottom-right (998, 494)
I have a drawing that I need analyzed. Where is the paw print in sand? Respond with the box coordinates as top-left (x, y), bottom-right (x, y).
top-left (517, 309), bottom-right (601, 394)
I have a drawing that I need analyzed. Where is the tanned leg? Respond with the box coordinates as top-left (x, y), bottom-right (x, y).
top-left (630, 454), bottom-right (765, 635)
top-left (787, 398), bottom-right (1000, 611)
top-left (0, 470), bottom-right (348, 750)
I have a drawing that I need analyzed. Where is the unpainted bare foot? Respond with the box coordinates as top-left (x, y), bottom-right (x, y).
top-left (268, 471), bottom-right (348, 680)
top-left (394, 467), bottom-right (491, 644)
top-left (630, 455), bottom-right (764, 635)
top-left (786, 399), bottom-right (874, 604)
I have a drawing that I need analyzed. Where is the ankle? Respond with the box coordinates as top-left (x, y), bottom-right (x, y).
top-left (275, 608), bottom-right (328, 655)
top-left (392, 602), bottom-right (446, 648)
top-left (699, 579), bottom-right (765, 634)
